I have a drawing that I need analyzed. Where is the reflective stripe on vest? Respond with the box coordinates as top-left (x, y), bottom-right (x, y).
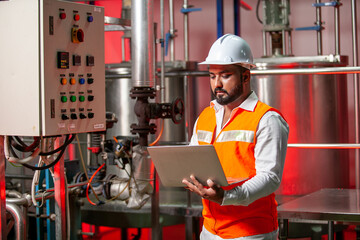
top-left (217, 129), bottom-right (254, 143)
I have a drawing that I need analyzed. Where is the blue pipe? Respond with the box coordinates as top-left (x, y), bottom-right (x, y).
top-left (217, 0), bottom-right (224, 38)
top-left (234, 0), bottom-right (240, 36)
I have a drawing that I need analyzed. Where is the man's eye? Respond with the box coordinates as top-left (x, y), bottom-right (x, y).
top-left (222, 74), bottom-right (231, 79)
top-left (209, 75), bottom-right (215, 79)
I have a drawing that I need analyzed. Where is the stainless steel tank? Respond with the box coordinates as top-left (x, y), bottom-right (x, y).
top-left (105, 61), bottom-right (194, 143)
top-left (252, 55), bottom-right (350, 196)
top-left (105, 63), bottom-right (136, 138)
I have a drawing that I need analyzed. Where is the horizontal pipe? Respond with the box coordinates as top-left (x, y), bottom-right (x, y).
top-left (252, 66), bottom-right (360, 75)
top-left (288, 143), bottom-right (360, 149)
top-left (104, 16), bottom-right (131, 26)
top-left (106, 66), bottom-right (360, 79)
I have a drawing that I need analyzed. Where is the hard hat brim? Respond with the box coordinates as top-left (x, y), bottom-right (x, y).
top-left (198, 61), bottom-right (256, 70)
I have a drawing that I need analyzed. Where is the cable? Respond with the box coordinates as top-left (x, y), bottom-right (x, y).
top-left (38, 135), bottom-right (72, 156)
top-left (76, 135), bottom-right (101, 202)
top-left (86, 163), bottom-right (106, 206)
top-left (256, 0), bottom-right (263, 24)
top-left (4, 136), bottom-right (41, 164)
top-left (149, 119), bottom-right (164, 146)
top-left (21, 135), bottom-right (74, 170)
top-left (11, 136), bottom-right (40, 152)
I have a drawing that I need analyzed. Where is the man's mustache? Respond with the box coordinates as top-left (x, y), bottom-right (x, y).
top-left (214, 88), bottom-right (228, 94)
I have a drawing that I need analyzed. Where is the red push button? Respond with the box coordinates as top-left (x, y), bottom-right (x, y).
top-left (60, 12), bottom-right (66, 20)
top-left (74, 14), bottom-right (80, 21)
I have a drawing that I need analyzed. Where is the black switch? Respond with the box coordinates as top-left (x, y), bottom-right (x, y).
top-left (79, 113), bottom-right (87, 119)
top-left (61, 114), bottom-right (69, 120)
top-left (87, 78), bottom-right (94, 84)
top-left (88, 95), bottom-right (94, 101)
top-left (88, 112), bottom-right (94, 119)
top-left (71, 113), bottom-right (78, 120)
top-left (86, 55), bottom-right (95, 66)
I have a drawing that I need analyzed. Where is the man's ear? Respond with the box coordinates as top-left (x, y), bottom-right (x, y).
top-left (242, 70), bottom-right (251, 83)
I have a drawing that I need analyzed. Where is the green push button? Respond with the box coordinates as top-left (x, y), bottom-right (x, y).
top-left (70, 95), bottom-right (76, 102)
top-left (61, 96), bottom-right (67, 103)
top-left (79, 95), bottom-right (85, 102)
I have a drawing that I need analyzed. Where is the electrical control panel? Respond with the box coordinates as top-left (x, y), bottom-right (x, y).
top-left (0, 0), bottom-right (105, 136)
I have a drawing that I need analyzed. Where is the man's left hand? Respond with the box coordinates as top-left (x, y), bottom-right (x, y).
top-left (182, 175), bottom-right (224, 205)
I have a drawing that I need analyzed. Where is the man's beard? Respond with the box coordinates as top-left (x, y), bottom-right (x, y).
top-left (211, 84), bottom-right (243, 105)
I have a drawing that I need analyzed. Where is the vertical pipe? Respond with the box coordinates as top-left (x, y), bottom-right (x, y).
top-left (183, 0), bottom-right (189, 61)
top-left (351, 0), bottom-right (360, 189)
top-left (288, 31), bottom-right (293, 56)
top-left (86, 133), bottom-right (91, 166)
top-left (160, 0), bottom-right (165, 102)
top-left (131, 0), bottom-right (154, 87)
top-left (234, 0), bottom-right (240, 36)
top-left (282, 29), bottom-right (286, 55)
top-left (262, 30), bottom-right (267, 57)
top-left (0, 136), bottom-right (7, 240)
top-left (6, 203), bottom-right (26, 240)
top-left (316, 0), bottom-right (323, 55)
top-left (216, 0), bottom-right (224, 39)
top-left (169, 0), bottom-right (175, 61)
top-left (334, 0), bottom-right (340, 55)
top-left (281, 0), bottom-right (287, 55)
top-left (54, 137), bottom-right (67, 240)
top-left (121, 37), bottom-right (126, 62)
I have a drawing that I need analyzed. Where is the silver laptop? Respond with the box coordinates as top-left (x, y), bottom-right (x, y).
top-left (147, 145), bottom-right (229, 187)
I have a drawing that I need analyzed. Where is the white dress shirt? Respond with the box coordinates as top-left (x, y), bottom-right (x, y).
top-left (189, 91), bottom-right (289, 206)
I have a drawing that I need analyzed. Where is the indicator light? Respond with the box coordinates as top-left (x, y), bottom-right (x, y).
top-left (70, 96), bottom-right (76, 102)
top-left (79, 96), bottom-right (85, 102)
top-left (79, 78), bottom-right (85, 84)
top-left (87, 16), bottom-right (94, 22)
top-left (70, 78), bottom-right (76, 85)
top-left (61, 96), bottom-right (68, 103)
top-left (60, 78), bottom-right (67, 85)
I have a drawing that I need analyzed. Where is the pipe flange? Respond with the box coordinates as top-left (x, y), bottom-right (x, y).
top-left (130, 87), bottom-right (156, 99)
top-left (130, 123), bottom-right (157, 135)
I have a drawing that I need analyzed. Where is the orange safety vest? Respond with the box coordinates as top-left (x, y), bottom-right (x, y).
top-left (195, 101), bottom-right (279, 239)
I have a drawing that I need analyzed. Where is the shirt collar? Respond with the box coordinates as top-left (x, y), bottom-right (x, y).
top-left (210, 91), bottom-right (259, 112)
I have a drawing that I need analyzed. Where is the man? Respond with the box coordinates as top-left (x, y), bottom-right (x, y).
top-left (182, 34), bottom-right (289, 240)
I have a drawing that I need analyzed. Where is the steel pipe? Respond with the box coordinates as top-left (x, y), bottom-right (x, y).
top-left (106, 66), bottom-right (360, 79)
top-left (6, 203), bottom-right (26, 240)
top-left (131, 0), bottom-right (154, 87)
top-left (183, 0), bottom-right (189, 61)
top-left (334, 0), bottom-right (340, 55)
top-left (316, 0), bottom-right (323, 55)
top-left (169, 0), bottom-right (175, 61)
top-left (288, 143), bottom-right (360, 149)
top-left (252, 66), bottom-right (360, 75)
top-left (160, 0), bottom-right (165, 102)
top-left (351, 0), bottom-right (360, 189)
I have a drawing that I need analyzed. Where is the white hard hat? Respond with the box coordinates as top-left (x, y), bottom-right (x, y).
top-left (199, 34), bottom-right (255, 69)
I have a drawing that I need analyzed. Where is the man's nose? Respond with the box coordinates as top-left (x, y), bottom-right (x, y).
top-left (214, 76), bottom-right (222, 88)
